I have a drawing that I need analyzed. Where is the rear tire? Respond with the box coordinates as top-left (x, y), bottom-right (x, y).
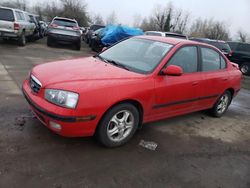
top-left (209, 91), bottom-right (232, 117)
top-left (47, 36), bottom-right (53, 47)
top-left (96, 103), bottom-right (139, 147)
top-left (18, 32), bottom-right (26, 46)
top-left (75, 40), bottom-right (81, 51)
top-left (240, 63), bottom-right (250, 75)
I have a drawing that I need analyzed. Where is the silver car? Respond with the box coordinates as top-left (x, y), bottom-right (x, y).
top-left (47, 17), bottom-right (82, 50)
top-left (0, 6), bottom-right (36, 46)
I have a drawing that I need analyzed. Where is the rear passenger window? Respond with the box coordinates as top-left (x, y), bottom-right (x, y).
top-left (201, 47), bottom-right (226, 71)
top-left (15, 11), bottom-right (25, 21)
top-left (167, 46), bottom-right (198, 73)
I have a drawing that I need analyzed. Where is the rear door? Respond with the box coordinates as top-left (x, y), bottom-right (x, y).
top-left (198, 46), bottom-right (229, 108)
top-left (0, 8), bottom-right (15, 33)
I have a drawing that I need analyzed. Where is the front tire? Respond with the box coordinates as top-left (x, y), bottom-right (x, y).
top-left (75, 40), bottom-right (81, 51)
top-left (96, 103), bottom-right (139, 147)
top-left (210, 91), bottom-right (232, 117)
top-left (240, 63), bottom-right (250, 75)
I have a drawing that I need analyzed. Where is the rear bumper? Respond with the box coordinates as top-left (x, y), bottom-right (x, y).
top-left (0, 30), bottom-right (19, 38)
top-left (48, 33), bottom-right (80, 43)
top-left (22, 79), bottom-right (98, 137)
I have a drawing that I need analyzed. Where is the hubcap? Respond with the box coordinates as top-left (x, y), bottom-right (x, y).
top-left (107, 110), bottom-right (134, 142)
top-left (241, 65), bottom-right (249, 74)
top-left (217, 94), bottom-right (229, 114)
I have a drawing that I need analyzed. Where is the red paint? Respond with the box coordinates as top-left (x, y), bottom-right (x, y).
top-left (22, 36), bottom-right (242, 137)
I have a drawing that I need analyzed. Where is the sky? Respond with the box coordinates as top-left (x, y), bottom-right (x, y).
top-left (18, 0), bottom-right (250, 37)
top-left (87, 0), bottom-right (250, 37)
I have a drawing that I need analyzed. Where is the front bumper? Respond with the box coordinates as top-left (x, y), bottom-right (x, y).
top-left (22, 79), bottom-right (97, 137)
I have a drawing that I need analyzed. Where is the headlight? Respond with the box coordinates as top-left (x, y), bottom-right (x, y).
top-left (45, 89), bottom-right (79, 109)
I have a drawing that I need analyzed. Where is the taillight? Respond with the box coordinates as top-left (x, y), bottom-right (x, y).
top-left (50, 23), bottom-right (58, 28)
top-left (14, 23), bottom-right (20, 30)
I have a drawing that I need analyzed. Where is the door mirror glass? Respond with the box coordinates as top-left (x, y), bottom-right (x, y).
top-left (162, 65), bottom-right (183, 76)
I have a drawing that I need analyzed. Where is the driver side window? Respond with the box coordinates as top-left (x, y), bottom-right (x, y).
top-left (166, 46), bottom-right (198, 73)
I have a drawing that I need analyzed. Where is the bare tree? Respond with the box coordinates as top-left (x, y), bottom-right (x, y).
top-left (91, 14), bottom-right (104, 25)
top-left (133, 14), bottom-right (142, 28)
top-left (106, 11), bottom-right (118, 25)
top-left (39, 0), bottom-right (89, 26)
top-left (138, 2), bottom-right (190, 34)
top-left (237, 30), bottom-right (247, 42)
top-left (1, 0), bottom-right (28, 10)
top-left (190, 18), bottom-right (230, 40)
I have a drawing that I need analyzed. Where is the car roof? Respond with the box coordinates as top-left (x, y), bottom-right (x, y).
top-left (0, 6), bottom-right (25, 12)
top-left (136, 35), bottom-right (202, 46)
top-left (136, 36), bottom-right (226, 53)
top-left (145, 31), bottom-right (186, 37)
top-left (190, 37), bottom-right (228, 44)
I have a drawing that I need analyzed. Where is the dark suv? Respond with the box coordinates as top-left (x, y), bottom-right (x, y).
top-left (190, 38), bottom-right (232, 58)
top-left (85, 24), bottom-right (105, 44)
top-left (227, 42), bottom-right (250, 75)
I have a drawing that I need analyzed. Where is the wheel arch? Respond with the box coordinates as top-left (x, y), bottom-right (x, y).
top-left (226, 88), bottom-right (235, 98)
top-left (95, 99), bottom-right (144, 133)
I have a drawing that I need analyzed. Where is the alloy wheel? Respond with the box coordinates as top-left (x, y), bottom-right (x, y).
top-left (107, 110), bottom-right (134, 142)
top-left (216, 94), bottom-right (230, 114)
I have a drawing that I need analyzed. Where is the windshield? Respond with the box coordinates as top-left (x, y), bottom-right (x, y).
top-left (53, 19), bottom-right (77, 27)
top-left (99, 38), bottom-right (173, 74)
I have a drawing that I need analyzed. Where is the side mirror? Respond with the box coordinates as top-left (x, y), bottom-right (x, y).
top-left (161, 65), bottom-right (183, 76)
top-left (102, 47), bottom-right (108, 52)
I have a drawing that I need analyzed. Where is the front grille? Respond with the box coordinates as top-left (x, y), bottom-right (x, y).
top-left (30, 75), bottom-right (41, 94)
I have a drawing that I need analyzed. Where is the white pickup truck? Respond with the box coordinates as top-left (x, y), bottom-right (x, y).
top-left (0, 7), bottom-right (36, 46)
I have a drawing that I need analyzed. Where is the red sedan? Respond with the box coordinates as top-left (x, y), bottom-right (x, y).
top-left (22, 36), bottom-right (242, 147)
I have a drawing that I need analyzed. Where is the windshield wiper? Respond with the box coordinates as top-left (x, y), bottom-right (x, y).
top-left (105, 59), bottom-right (131, 71)
top-left (94, 54), bottom-right (109, 63)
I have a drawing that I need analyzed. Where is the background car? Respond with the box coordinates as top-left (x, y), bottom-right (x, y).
top-left (39, 21), bottom-right (48, 37)
top-left (23, 36), bottom-right (242, 147)
top-left (190, 37), bottom-right (232, 58)
top-left (227, 41), bottom-right (250, 75)
top-left (28, 14), bottom-right (41, 40)
top-left (47, 17), bottom-right (82, 50)
top-left (84, 24), bottom-right (105, 44)
top-left (89, 28), bottom-right (105, 52)
top-left (0, 6), bottom-right (36, 46)
top-left (145, 31), bottom-right (188, 39)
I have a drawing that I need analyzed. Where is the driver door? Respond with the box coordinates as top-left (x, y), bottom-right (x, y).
top-left (152, 46), bottom-right (203, 119)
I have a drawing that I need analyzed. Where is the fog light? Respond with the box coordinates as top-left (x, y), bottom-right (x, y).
top-left (49, 121), bottom-right (62, 132)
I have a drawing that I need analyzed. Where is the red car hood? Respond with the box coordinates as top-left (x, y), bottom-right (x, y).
top-left (32, 57), bottom-right (144, 87)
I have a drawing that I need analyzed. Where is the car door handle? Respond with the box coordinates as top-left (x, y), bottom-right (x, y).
top-left (192, 81), bottom-right (199, 86)
top-left (222, 78), bottom-right (228, 81)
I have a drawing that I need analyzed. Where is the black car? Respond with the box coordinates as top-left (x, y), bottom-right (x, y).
top-left (190, 38), bottom-right (232, 58)
top-left (89, 28), bottom-right (105, 52)
top-left (85, 24), bottom-right (105, 44)
top-left (227, 42), bottom-right (250, 75)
